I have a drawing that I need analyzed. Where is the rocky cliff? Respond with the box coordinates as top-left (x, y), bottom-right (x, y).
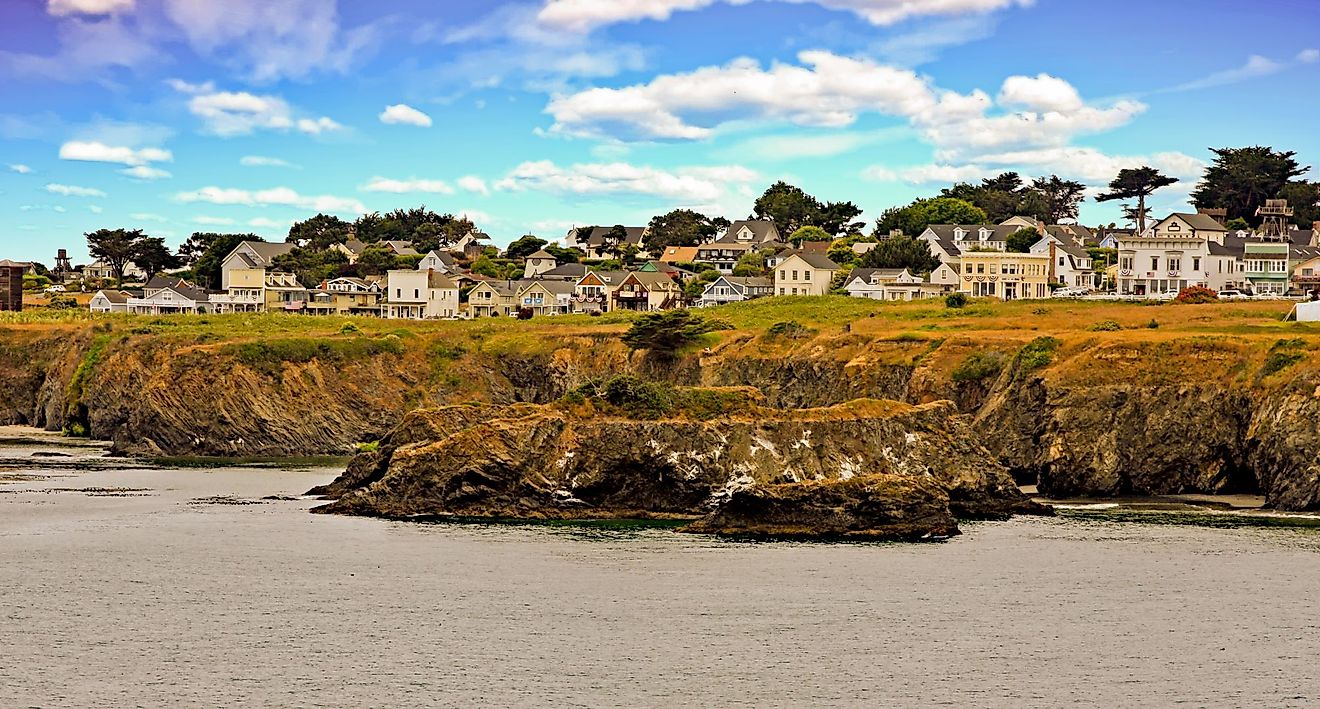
top-left (309, 396), bottom-right (1043, 538)
top-left (2, 308), bottom-right (1319, 510)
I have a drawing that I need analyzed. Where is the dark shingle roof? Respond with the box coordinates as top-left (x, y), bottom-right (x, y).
top-left (783, 250), bottom-right (839, 270)
top-left (716, 219), bottom-right (780, 244)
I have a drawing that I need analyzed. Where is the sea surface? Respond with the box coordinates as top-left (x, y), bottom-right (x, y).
top-left (2, 427), bottom-right (1318, 708)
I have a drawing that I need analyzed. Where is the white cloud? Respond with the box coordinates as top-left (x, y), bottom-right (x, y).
top-left (89, 205), bottom-right (103, 214)
top-left (1299, 48), bottom-right (1320, 64)
top-left (458, 175), bottom-right (490, 195)
top-left (379, 104), bottom-right (433, 127)
top-left (297, 117), bottom-right (342, 135)
top-left (723, 127), bottom-right (909, 161)
top-left (240, 155), bottom-right (298, 168)
top-left (495, 160), bottom-right (759, 204)
top-left (183, 88), bottom-right (342, 137)
top-left (175, 185), bottom-right (365, 214)
top-left (59, 140), bottom-right (172, 166)
top-left (193, 216), bottom-right (236, 226)
top-left (46, 0), bottom-right (134, 17)
top-left (119, 165), bottom-right (172, 180)
top-left (1171, 55), bottom-right (1283, 92)
top-left (546, 51), bottom-right (1146, 167)
top-left (864, 147), bottom-right (1205, 187)
top-left (1, 12), bottom-right (160, 81)
top-left (863, 163), bottom-right (988, 184)
top-left (131, 212), bottom-right (167, 222)
top-left (46, 183), bottom-right (107, 197)
top-left (361, 177), bottom-right (455, 194)
top-left (165, 78), bottom-right (215, 94)
top-left (248, 217), bottom-right (291, 229)
top-left (537, 0), bottom-right (1032, 33)
top-left (8, 164), bottom-right (32, 174)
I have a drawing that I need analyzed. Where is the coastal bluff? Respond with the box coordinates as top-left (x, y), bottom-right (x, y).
top-left (2, 298), bottom-right (1320, 510)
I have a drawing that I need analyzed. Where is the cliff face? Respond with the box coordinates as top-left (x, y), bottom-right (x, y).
top-left (3, 318), bottom-right (1319, 510)
top-left (310, 397), bottom-right (1041, 537)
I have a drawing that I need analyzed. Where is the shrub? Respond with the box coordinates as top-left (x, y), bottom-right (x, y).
top-left (622, 309), bottom-right (732, 354)
top-left (1146, 319), bottom-right (1160, 329)
top-left (339, 322), bottom-right (361, 335)
top-left (945, 293), bottom-right (968, 309)
top-left (1089, 320), bottom-right (1123, 332)
top-left (356, 441), bottom-right (380, 453)
top-left (951, 351), bottom-right (1006, 383)
top-left (1174, 286), bottom-right (1219, 304)
top-left (765, 320), bottom-right (813, 340)
top-left (1016, 336), bottom-right (1060, 372)
top-left (1261, 339), bottom-right (1306, 377)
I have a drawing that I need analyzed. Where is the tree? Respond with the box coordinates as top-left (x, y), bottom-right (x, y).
top-left (788, 226), bottom-right (833, 247)
top-left (858, 236), bottom-right (940, 273)
top-left (86, 228), bottom-right (146, 283)
top-left (1278, 180), bottom-right (1320, 227)
top-left (545, 244), bottom-right (581, 264)
top-left (754, 181), bottom-right (822, 233)
top-left (826, 242), bottom-right (860, 266)
top-left (621, 310), bottom-right (731, 354)
top-left (1225, 217), bottom-right (1251, 232)
top-left (600, 224), bottom-right (630, 259)
top-left (134, 236), bottom-right (181, 280)
top-left (470, 254), bottom-right (500, 278)
top-left (287, 213), bottom-right (352, 250)
top-left (189, 233), bottom-right (261, 289)
top-left (646, 209), bottom-right (718, 252)
top-left (1095, 167), bottom-right (1179, 235)
top-left (272, 247), bottom-right (348, 287)
top-left (939, 172), bottom-right (1046, 223)
top-left (1005, 227), bottom-right (1040, 253)
top-left (731, 249), bottom-right (769, 277)
top-left (505, 235), bottom-right (549, 260)
top-left (355, 244), bottom-right (400, 276)
top-left (875, 197), bottom-right (989, 236)
top-left (817, 200), bottom-right (865, 236)
top-left (1191, 146), bottom-right (1308, 224)
top-left (1031, 175), bottom-right (1087, 223)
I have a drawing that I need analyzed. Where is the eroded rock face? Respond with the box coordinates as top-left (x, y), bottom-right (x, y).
top-left (311, 398), bottom-right (1040, 531)
top-left (681, 474), bottom-right (960, 540)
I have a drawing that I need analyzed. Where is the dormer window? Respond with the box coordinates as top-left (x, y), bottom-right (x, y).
top-left (953, 228), bottom-right (967, 241)
top-left (979, 228), bottom-right (992, 241)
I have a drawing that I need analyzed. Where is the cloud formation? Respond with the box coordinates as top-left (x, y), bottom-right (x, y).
top-left (183, 88), bottom-right (342, 137)
top-left (361, 177), bottom-right (455, 194)
top-left (59, 140), bottom-right (172, 166)
top-left (495, 160), bottom-right (758, 205)
top-left (175, 185), bottom-right (365, 214)
top-left (46, 0), bottom-right (134, 17)
top-left (379, 104), bottom-right (433, 127)
top-left (46, 183), bottom-right (107, 197)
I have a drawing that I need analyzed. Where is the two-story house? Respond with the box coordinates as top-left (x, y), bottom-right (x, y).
top-left (716, 219), bottom-right (781, 246)
top-left (611, 271), bottom-right (683, 311)
top-left (774, 251), bottom-right (839, 296)
top-left (957, 251), bottom-right (1054, 300)
top-left (384, 269), bottom-right (459, 319)
top-left (1116, 213), bottom-right (1225, 296)
top-left (220, 241), bottom-right (296, 289)
top-left (696, 275), bottom-right (773, 307)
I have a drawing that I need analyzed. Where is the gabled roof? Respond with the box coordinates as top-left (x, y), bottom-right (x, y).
top-left (0, 259), bottom-right (30, 268)
top-left (427, 272), bottom-right (457, 289)
top-left (658, 246), bottom-right (700, 263)
top-left (575, 226), bottom-right (646, 248)
top-left (798, 240), bottom-right (832, 255)
top-left (1166, 213), bottom-right (1228, 232)
top-left (716, 219), bottom-right (779, 244)
top-left (844, 268), bottom-right (905, 287)
top-left (340, 239), bottom-right (368, 254)
top-left (94, 289), bottom-right (134, 303)
top-left (241, 241), bottom-right (296, 262)
top-left (780, 250), bottom-right (840, 270)
top-left (590, 270), bottom-right (630, 284)
top-left (382, 240), bottom-right (420, 256)
top-left (540, 262), bottom-right (589, 279)
top-left (716, 275), bottom-right (773, 288)
top-left (422, 250), bottom-right (455, 265)
top-left (145, 275), bottom-right (190, 291)
top-left (521, 279), bottom-right (576, 295)
top-left (526, 249), bottom-right (556, 260)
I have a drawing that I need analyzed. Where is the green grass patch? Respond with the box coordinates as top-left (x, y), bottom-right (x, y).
top-left (224, 335), bottom-right (406, 375)
top-left (951, 350), bottom-right (1007, 383)
top-left (1015, 336), bottom-right (1060, 372)
top-left (1261, 339), bottom-right (1307, 377)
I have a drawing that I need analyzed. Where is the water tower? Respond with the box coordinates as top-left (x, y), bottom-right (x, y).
top-left (1257, 199), bottom-right (1294, 242)
top-left (53, 248), bottom-right (73, 279)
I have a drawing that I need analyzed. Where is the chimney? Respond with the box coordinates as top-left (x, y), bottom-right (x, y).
top-left (1048, 241), bottom-right (1057, 283)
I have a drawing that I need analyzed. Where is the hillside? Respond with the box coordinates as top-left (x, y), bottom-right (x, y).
top-left (3, 297), bottom-right (1319, 509)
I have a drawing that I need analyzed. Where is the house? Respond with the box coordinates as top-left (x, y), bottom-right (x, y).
top-left (516, 279), bottom-right (575, 316)
top-left (1031, 234), bottom-right (1095, 288)
top-left (696, 242), bottom-right (756, 274)
top-left (1000, 215), bottom-right (1040, 231)
top-left (217, 268), bottom-right (306, 313)
top-left (383, 270), bottom-right (459, 319)
top-left (566, 225), bottom-right (648, 259)
top-left (611, 271), bottom-right (683, 311)
top-left (89, 289), bottom-right (134, 313)
top-left (1292, 251), bottom-right (1320, 293)
top-left (957, 251), bottom-right (1054, 300)
top-left (843, 268), bottom-right (932, 301)
top-left (774, 251), bottom-right (839, 296)
top-left (452, 231), bottom-right (489, 257)
top-left (697, 275), bottom-right (774, 307)
top-left (381, 240), bottom-right (419, 257)
top-left (305, 277), bottom-right (383, 316)
top-left (1116, 213), bottom-right (1226, 296)
top-left (1044, 224), bottom-right (1095, 247)
top-left (467, 280), bottom-right (521, 318)
top-left (523, 250), bottom-right (559, 279)
top-left (417, 250), bottom-right (456, 273)
top-left (1, 260), bottom-right (26, 312)
top-left (570, 272), bottom-right (612, 314)
top-left (918, 225), bottom-right (1019, 263)
top-left (656, 245), bottom-right (700, 264)
top-left (220, 241), bottom-right (296, 289)
top-left (1241, 241), bottom-right (1290, 295)
top-left (126, 277), bottom-right (212, 314)
top-left (637, 260), bottom-right (694, 282)
top-left (84, 259), bottom-right (146, 282)
top-left (716, 219), bottom-right (781, 245)
top-left (332, 240), bottom-right (369, 263)
top-left (538, 262), bottom-right (590, 281)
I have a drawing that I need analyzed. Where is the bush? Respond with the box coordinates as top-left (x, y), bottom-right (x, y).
top-left (339, 322), bottom-right (361, 335)
top-left (951, 351), bottom-right (1006, 383)
top-left (1175, 286), bottom-right (1219, 304)
top-left (765, 320), bottom-right (813, 340)
top-left (1261, 339), bottom-right (1306, 377)
top-left (1146, 319), bottom-right (1160, 329)
top-left (1016, 336), bottom-right (1060, 372)
top-left (622, 309), bottom-right (732, 354)
top-left (1089, 320), bottom-right (1123, 332)
top-left (945, 293), bottom-right (969, 309)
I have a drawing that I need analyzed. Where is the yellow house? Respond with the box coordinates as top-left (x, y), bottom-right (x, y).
top-left (774, 251), bottom-right (839, 296)
top-left (957, 251), bottom-right (1054, 300)
top-left (221, 268), bottom-right (307, 312)
top-left (468, 280), bottom-right (520, 318)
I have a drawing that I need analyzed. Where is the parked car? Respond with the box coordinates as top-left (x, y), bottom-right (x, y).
top-left (44, 284), bottom-right (66, 293)
top-left (1217, 290), bottom-right (1248, 300)
top-left (1153, 289), bottom-right (1181, 300)
top-left (1053, 286), bottom-right (1089, 298)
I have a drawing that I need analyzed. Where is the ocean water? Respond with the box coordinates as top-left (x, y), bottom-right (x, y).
top-left (2, 429), bottom-right (1318, 708)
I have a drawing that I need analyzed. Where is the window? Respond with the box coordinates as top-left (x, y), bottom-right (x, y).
top-left (1168, 258), bottom-right (1181, 272)
top-left (779, 288), bottom-right (785, 295)
top-left (1120, 257), bottom-right (1133, 270)
top-left (976, 263), bottom-right (985, 274)
top-left (1151, 257), bottom-right (1159, 271)
top-left (792, 270), bottom-right (799, 280)
top-left (395, 288), bottom-right (401, 298)
top-left (804, 271), bottom-right (811, 281)
top-left (414, 289), bottom-right (420, 299)
top-left (1192, 257), bottom-right (1201, 271)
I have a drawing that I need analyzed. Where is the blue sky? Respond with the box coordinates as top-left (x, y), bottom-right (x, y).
top-left (2, 0), bottom-right (1318, 262)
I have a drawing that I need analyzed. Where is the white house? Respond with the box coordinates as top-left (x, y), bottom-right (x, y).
top-left (843, 268), bottom-right (933, 301)
top-left (84, 260), bottom-right (146, 282)
top-left (774, 251), bottom-right (839, 296)
top-left (696, 275), bottom-right (773, 307)
top-left (384, 270), bottom-right (459, 319)
top-left (522, 249), bottom-right (559, 279)
top-left (715, 219), bottom-right (782, 246)
top-left (89, 290), bottom-right (133, 313)
top-left (1116, 213), bottom-right (1225, 296)
top-left (1031, 234), bottom-right (1095, 288)
top-left (126, 278), bottom-right (211, 314)
top-left (417, 250), bottom-right (456, 274)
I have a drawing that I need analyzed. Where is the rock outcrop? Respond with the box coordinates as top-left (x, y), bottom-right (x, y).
top-left (311, 396), bottom-right (1043, 536)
